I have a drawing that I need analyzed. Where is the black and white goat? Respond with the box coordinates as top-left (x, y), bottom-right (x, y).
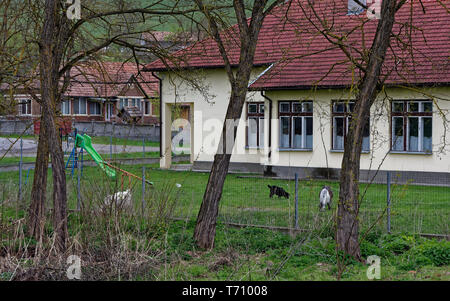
top-left (319, 186), bottom-right (333, 211)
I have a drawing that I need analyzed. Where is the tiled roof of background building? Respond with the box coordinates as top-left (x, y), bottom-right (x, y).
top-left (144, 0), bottom-right (450, 89)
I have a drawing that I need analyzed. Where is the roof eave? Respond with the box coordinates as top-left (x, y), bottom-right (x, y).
top-left (249, 81), bottom-right (450, 92)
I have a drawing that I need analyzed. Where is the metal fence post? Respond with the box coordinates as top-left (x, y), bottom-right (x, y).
top-left (143, 137), bottom-right (145, 159)
top-left (295, 173), bottom-right (299, 229)
top-left (142, 166), bottom-right (146, 214)
top-left (77, 148), bottom-right (83, 211)
top-left (110, 133), bottom-right (113, 160)
top-left (18, 138), bottom-right (23, 201)
top-left (387, 171), bottom-right (391, 234)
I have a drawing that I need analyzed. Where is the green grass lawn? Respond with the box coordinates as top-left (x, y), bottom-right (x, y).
top-left (1, 164), bottom-right (448, 235)
top-left (0, 152), bottom-right (160, 165)
top-left (89, 136), bottom-right (160, 147)
top-left (0, 164), bottom-right (448, 281)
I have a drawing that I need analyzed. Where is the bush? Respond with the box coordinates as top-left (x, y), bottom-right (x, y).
top-left (360, 240), bottom-right (386, 258)
top-left (410, 239), bottom-right (450, 266)
top-left (380, 234), bottom-right (417, 255)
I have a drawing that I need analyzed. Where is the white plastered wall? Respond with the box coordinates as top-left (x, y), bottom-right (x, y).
top-left (158, 66), bottom-right (450, 173)
top-left (265, 86), bottom-right (450, 173)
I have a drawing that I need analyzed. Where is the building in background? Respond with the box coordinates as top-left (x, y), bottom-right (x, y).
top-left (1, 61), bottom-right (160, 127)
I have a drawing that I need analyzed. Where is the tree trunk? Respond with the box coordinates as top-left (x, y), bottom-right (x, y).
top-left (336, 103), bottom-right (369, 260)
top-left (192, 0), bottom-right (279, 249)
top-left (194, 153), bottom-right (232, 249)
top-left (37, 0), bottom-right (70, 252)
top-left (27, 117), bottom-right (49, 241)
top-left (336, 0), bottom-right (398, 259)
top-left (193, 90), bottom-right (247, 249)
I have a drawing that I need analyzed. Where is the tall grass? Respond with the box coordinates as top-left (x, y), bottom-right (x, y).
top-left (0, 175), bottom-right (180, 280)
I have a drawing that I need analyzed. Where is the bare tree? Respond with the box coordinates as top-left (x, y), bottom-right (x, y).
top-left (16, 0), bottom-right (204, 251)
top-left (192, 0), bottom-right (285, 249)
top-left (291, 0), bottom-right (438, 259)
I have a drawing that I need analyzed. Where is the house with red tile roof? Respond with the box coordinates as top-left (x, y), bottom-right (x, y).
top-left (1, 61), bottom-right (160, 127)
top-left (144, 0), bottom-right (450, 184)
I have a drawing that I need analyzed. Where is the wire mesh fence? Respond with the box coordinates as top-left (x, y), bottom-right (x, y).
top-left (0, 130), bottom-right (449, 237)
top-left (155, 169), bottom-right (450, 236)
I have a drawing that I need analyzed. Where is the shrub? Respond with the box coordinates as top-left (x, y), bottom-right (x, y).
top-left (410, 239), bottom-right (450, 266)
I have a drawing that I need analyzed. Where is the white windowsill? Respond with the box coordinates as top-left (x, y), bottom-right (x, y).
top-left (278, 148), bottom-right (313, 152)
top-left (329, 149), bottom-right (370, 154)
top-left (389, 151), bottom-right (433, 155)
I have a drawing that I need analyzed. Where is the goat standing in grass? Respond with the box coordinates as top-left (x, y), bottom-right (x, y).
top-left (103, 189), bottom-right (133, 209)
top-left (319, 186), bottom-right (333, 211)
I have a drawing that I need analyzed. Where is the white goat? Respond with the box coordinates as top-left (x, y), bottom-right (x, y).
top-left (103, 189), bottom-right (133, 209)
top-left (319, 186), bottom-right (333, 211)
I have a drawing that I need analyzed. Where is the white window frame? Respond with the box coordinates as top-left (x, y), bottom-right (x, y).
top-left (18, 98), bottom-right (32, 116)
top-left (278, 101), bottom-right (313, 150)
top-left (73, 97), bottom-right (87, 115)
top-left (88, 101), bottom-right (102, 116)
top-left (144, 100), bottom-right (152, 116)
top-left (246, 102), bottom-right (265, 149)
top-left (61, 100), bottom-right (71, 115)
top-left (391, 100), bottom-right (432, 153)
top-left (332, 101), bottom-right (370, 152)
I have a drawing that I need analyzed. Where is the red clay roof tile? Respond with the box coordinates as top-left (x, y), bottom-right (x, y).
top-left (144, 0), bottom-right (450, 89)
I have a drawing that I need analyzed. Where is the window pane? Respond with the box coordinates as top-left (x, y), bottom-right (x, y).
top-left (259, 104), bottom-right (265, 114)
top-left (423, 117), bottom-right (432, 152)
top-left (423, 102), bottom-right (433, 113)
top-left (408, 117), bottom-right (419, 151)
top-left (292, 103), bottom-right (302, 113)
top-left (280, 117), bottom-right (290, 148)
top-left (248, 104), bottom-right (257, 114)
top-left (305, 117), bottom-right (313, 149)
top-left (392, 117), bottom-right (404, 151)
top-left (348, 102), bottom-right (355, 113)
top-left (89, 102), bottom-right (95, 115)
top-left (408, 102), bottom-right (419, 113)
top-left (73, 99), bottom-right (79, 114)
top-left (248, 118), bottom-right (258, 147)
top-left (362, 122), bottom-right (370, 151)
top-left (392, 102), bottom-right (404, 113)
top-left (80, 98), bottom-right (86, 114)
top-left (89, 102), bottom-right (101, 115)
top-left (303, 102), bottom-right (313, 113)
top-left (259, 118), bottom-right (264, 148)
top-left (63, 101), bottom-right (70, 114)
top-left (293, 117), bottom-right (302, 148)
top-left (144, 101), bottom-right (150, 115)
top-left (334, 102), bottom-right (345, 113)
top-left (334, 117), bottom-right (345, 150)
top-left (280, 102), bottom-right (290, 113)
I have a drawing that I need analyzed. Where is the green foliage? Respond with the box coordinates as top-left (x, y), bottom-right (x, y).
top-left (409, 239), bottom-right (450, 266)
top-left (380, 234), bottom-right (417, 254)
top-left (215, 226), bottom-right (293, 254)
top-left (360, 240), bottom-right (387, 258)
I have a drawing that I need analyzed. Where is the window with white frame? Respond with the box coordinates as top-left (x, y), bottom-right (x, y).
top-left (247, 102), bottom-right (264, 148)
top-left (118, 98), bottom-right (127, 110)
top-left (73, 97), bottom-right (87, 115)
top-left (132, 98), bottom-right (143, 110)
top-left (279, 101), bottom-right (313, 150)
top-left (144, 100), bottom-right (151, 115)
top-left (18, 99), bottom-right (32, 115)
top-left (88, 101), bottom-right (101, 115)
top-left (332, 101), bottom-right (370, 152)
top-left (61, 100), bottom-right (71, 115)
top-left (391, 100), bottom-right (432, 153)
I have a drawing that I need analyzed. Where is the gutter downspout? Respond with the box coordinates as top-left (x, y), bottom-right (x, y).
top-left (261, 91), bottom-right (276, 177)
top-left (152, 72), bottom-right (163, 158)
